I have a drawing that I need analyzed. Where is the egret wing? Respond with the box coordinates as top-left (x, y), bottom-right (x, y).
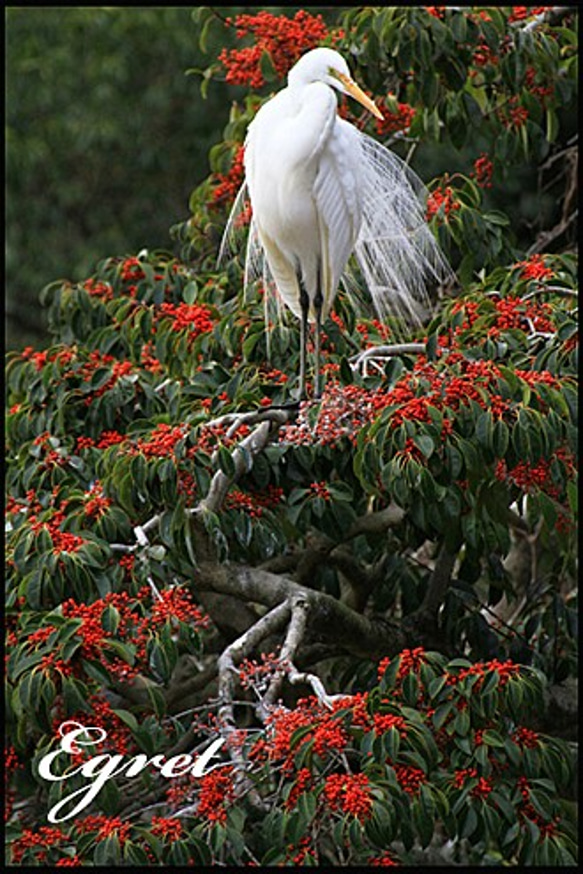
top-left (312, 119), bottom-right (363, 319)
top-left (218, 182), bottom-right (289, 352)
top-left (349, 131), bottom-right (452, 324)
top-left (218, 182), bottom-right (266, 299)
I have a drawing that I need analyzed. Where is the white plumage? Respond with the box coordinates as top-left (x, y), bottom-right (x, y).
top-left (220, 47), bottom-right (450, 397)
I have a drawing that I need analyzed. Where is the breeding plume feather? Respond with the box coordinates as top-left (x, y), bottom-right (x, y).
top-left (219, 47), bottom-right (451, 397)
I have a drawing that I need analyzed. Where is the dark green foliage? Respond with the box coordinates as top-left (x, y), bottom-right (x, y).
top-left (5, 6), bottom-right (578, 867)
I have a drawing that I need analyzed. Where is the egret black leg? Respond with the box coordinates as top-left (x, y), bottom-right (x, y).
top-left (314, 282), bottom-right (323, 400)
top-left (298, 279), bottom-right (310, 400)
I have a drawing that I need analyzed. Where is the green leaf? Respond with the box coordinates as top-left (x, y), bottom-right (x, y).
top-left (412, 797), bottom-right (434, 848)
top-left (453, 707), bottom-right (470, 736)
top-left (413, 434), bottom-right (435, 458)
top-left (259, 49), bottom-right (277, 83)
top-left (94, 835), bottom-right (121, 866)
top-left (62, 677), bottom-right (89, 714)
top-left (182, 280), bottom-right (198, 304)
top-left (112, 708), bottom-right (139, 732)
top-left (475, 410), bottom-right (493, 450)
top-left (340, 356), bottom-right (354, 385)
top-left (493, 419), bottom-right (509, 456)
top-left (545, 108), bottom-right (559, 143)
top-left (217, 445), bottom-right (235, 477)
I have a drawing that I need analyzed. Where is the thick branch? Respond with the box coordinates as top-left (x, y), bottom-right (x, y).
top-left (199, 420), bottom-right (272, 513)
top-left (418, 543), bottom-right (458, 617)
top-left (347, 502), bottom-right (406, 536)
top-left (217, 601), bottom-right (291, 812)
top-left (196, 561), bottom-right (408, 660)
top-left (196, 407), bottom-right (296, 515)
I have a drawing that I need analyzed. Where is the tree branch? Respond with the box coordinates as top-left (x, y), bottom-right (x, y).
top-left (350, 343), bottom-right (426, 376)
top-left (196, 407), bottom-right (296, 514)
top-left (417, 543), bottom-right (458, 617)
top-left (217, 600), bottom-right (292, 812)
top-left (195, 561), bottom-right (408, 661)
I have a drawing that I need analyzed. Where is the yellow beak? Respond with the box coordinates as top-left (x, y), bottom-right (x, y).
top-left (334, 71), bottom-right (384, 120)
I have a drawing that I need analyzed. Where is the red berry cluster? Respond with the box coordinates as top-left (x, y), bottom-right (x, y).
top-left (324, 772), bottom-right (373, 822)
top-left (119, 256), bottom-right (146, 283)
top-left (285, 836), bottom-right (316, 865)
top-left (136, 423), bottom-right (187, 458)
top-left (472, 39), bottom-right (499, 68)
top-left (453, 766), bottom-right (478, 788)
top-left (516, 253), bottom-right (554, 281)
top-left (446, 658), bottom-right (520, 690)
top-left (149, 586), bottom-right (210, 633)
top-left (369, 851), bottom-right (400, 866)
top-left (25, 625), bottom-right (58, 649)
top-left (499, 96), bottom-right (529, 129)
top-left (76, 814), bottom-right (132, 844)
top-left (158, 302), bottom-right (215, 344)
top-left (355, 318), bottom-right (391, 344)
top-left (375, 99), bottom-right (416, 137)
top-left (149, 816), bottom-right (183, 841)
top-left (309, 481), bottom-right (331, 501)
top-left (239, 650), bottom-right (283, 691)
top-left (259, 366), bottom-right (289, 384)
top-left (83, 277), bottom-right (114, 301)
top-left (512, 726), bottom-right (540, 749)
top-left (226, 484), bottom-right (284, 518)
top-left (60, 595), bottom-right (138, 685)
top-left (516, 776), bottom-right (559, 836)
top-left (196, 766), bottom-right (235, 825)
top-left (396, 647), bottom-right (427, 679)
top-left (28, 496), bottom-right (85, 555)
top-left (55, 349), bottom-right (136, 407)
top-left (524, 66), bottom-right (554, 107)
top-left (140, 341), bottom-right (163, 373)
top-left (83, 480), bottom-right (112, 520)
top-left (10, 825), bottom-right (68, 864)
top-left (425, 6), bottom-right (445, 19)
top-left (472, 153), bottom-right (494, 188)
top-left (508, 6), bottom-right (548, 22)
top-left (119, 553), bottom-right (135, 578)
top-left (284, 766), bottom-right (313, 811)
top-left (373, 712), bottom-right (408, 737)
top-left (218, 10), bottom-right (329, 88)
top-left (426, 184), bottom-right (461, 220)
top-left (264, 697), bottom-right (348, 773)
top-left (76, 430), bottom-right (128, 452)
top-left (495, 457), bottom-right (560, 498)
top-left (489, 294), bottom-right (554, 335)
top-left (394, 764), bottom-right (427, 795)
top-left (212, 145), bottom-right (246, 205)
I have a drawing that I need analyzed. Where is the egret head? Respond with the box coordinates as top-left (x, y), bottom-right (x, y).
top-left (288, 48), bottom-right (383, 120)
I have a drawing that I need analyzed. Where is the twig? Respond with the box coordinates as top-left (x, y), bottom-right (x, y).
top-left (522, 6), bottom-right (574, 31)
top-left (522, 285), bottom-right (578, 301)
top-left (262, 595), bottom-right (310, 711)
top-left (133, 513), bottom-right (162, 547)
top-left (350, 343), bottom-right (426, 370)
top-left (197, 419), bottom-right (272, 513)
top-left (217, 601), bottom-right (291, 812)
top-left (205, 405), bottom-right (297, 440)
top-left (526, 209), bottom-right (578, 256)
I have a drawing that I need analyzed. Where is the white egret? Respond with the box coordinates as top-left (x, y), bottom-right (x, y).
top-left (220, 47), bottom-right (450, 398)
